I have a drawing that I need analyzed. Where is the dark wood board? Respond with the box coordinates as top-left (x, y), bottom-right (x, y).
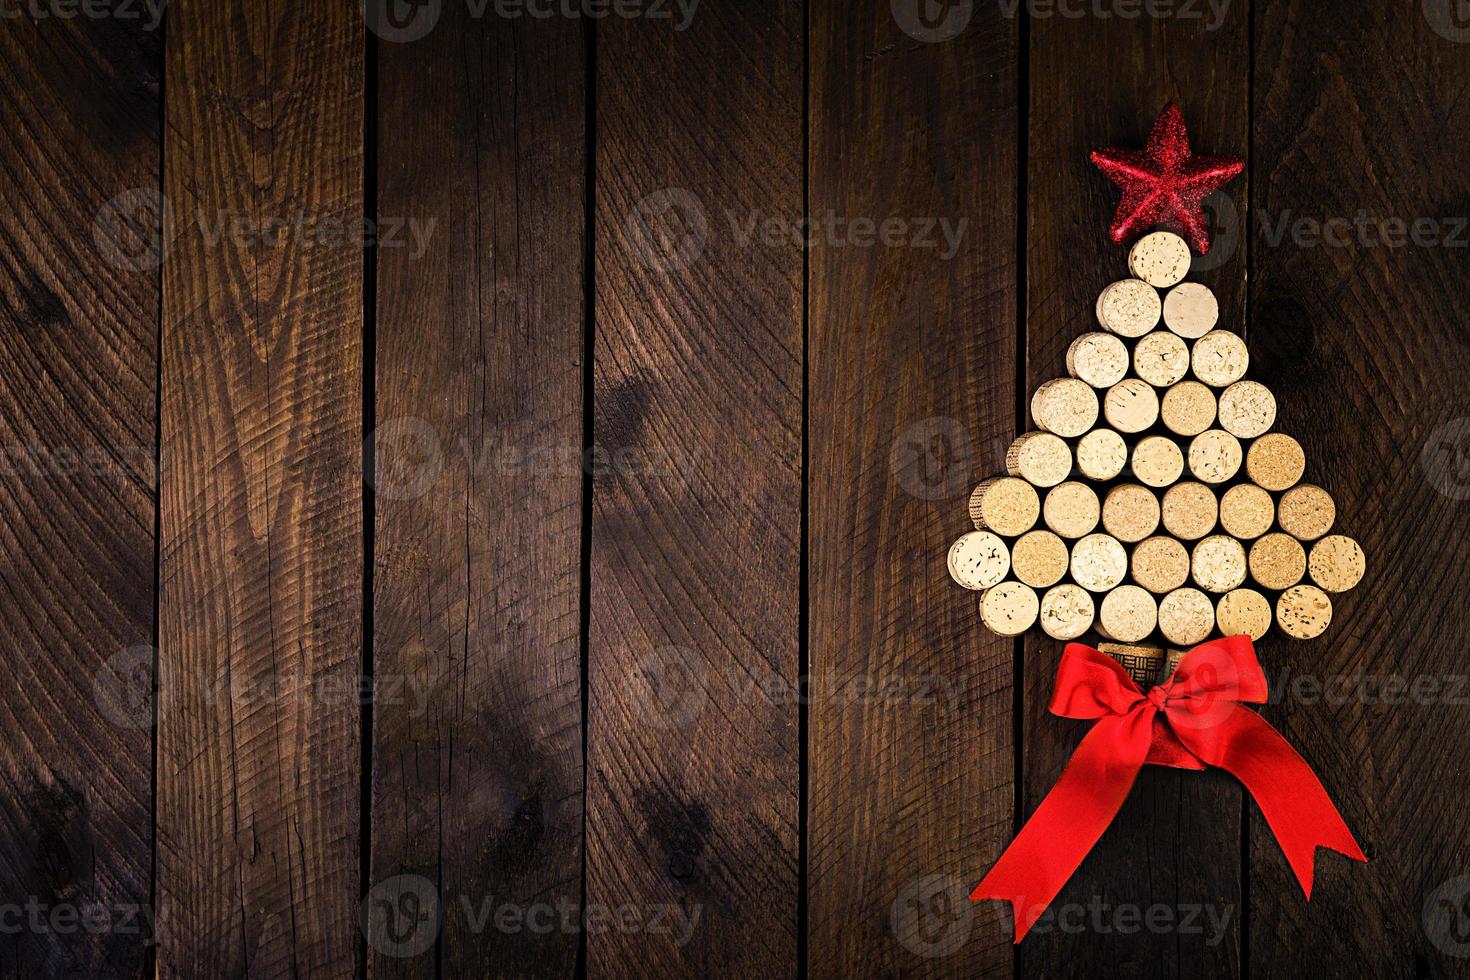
top-left (369, 6), bottom-right (586, 979)
top-left (156, 1), bottom-right (363, 975)
top-left (1021, 10), bottom-right (1249, 976)
top-left (807, 2), bottom-right (1017, 976)
top-left (587, 1), bottom-right (803, 975)
top-left (0, 10), bottom-right (159, 979)
top-left (1249, 4), bottom-right (1470, 977)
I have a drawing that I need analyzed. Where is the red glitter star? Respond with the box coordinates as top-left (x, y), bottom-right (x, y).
top-left (1090, 103), bottom-right (1243, 254)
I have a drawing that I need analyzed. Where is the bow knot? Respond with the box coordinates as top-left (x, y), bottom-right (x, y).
top-left (973, 636), bottom-right (1366, 942)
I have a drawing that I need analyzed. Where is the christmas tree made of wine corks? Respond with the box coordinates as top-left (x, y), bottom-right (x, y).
top-left (947, 228), bottom-right (1366, 680)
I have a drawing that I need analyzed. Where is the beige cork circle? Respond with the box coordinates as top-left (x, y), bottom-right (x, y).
top-left (1191, 534), bottom-right (1249, 593)
top-left (1006, 431), bottom-right (1073, 489)
top-left (1160, 481), bottom-right (1218, 540)
top-left (1159, 587), bottom-right (1216, 646)
top-left (1133, 331), bottom-right (1191, 387)
top-left (1308, 534), bottom-right (1365, 592)
top-left (1246, 433), bottom-right (1306, 492)
top-left (1249, 532), bottom-right (1308, 591)
top-left (1216, 380), bottom-right (1277, 439)
top-left (1102, 484), bottom-right (1161, 543)
top-left (1067, 332), bottom-right (1131, 388)
top-left (1162, 282), bottom-right (1219, 339)
top-left (1103, 378), bottom-right (1160, 434)
top-left (1012, 530), bottom-right (1071, 589)
top-left (980, 581), bottom-right (1041, 637)
top-left (1076, 428), bottom-right (1128, 481)
top-left (1219, 483), bottom-right (1275, 540)
top-left (1277, 584), bottom-right (1332, 640)
top-left (969, 476), bottom-right (1040, 536)
top-left (1127, 231), bottom-right (1192, 288)
top-left (1071, 533), bottom-right (1128, 593)
top-left (1187, 429), bottom-right (1243, 484)
top-left (1043, 481), bottom-right (1101, 539)
top-left (947, 530), bottom-right (1011, 591)
top-left (1191, 330), bottom-right (1250, 388)
top-left (1098, 585), bottom-right (1160, 644)
top-left (1161, 380), bottom-right (1217, 437)
top-left (1277, 484), bottom-right (1336, 541)
top-left (1132, 435), bottom-right (1185, 489)
top-left (1031, 378), bottom-right (1100, 438)
top-left (1096, 278), bottom-right (1163, 337)
top-left (1216, 588), bottom-right (1273, 641)
top-left (1131, 536), bottom-right (1191, 594)
top-left (1040, 583), bottom-right (1096, 641)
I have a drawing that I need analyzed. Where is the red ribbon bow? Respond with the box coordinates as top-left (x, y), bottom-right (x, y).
top-left (972, 635), bottom-right (1366, 942)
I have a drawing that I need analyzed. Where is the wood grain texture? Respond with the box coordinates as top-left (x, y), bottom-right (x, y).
top-left (1022, 10), bottom-right (1248, 976)
top-left (0, 10), bottom-right (159, 979)
top-left (369, 7), bottom-right (585, 978)
top-left (587, 1), bottom-right (802, 975)
top-left (808, 3), bottom-right (1017, 975)
top-left (1250, 4), bottom-right (1470, 976)
top-left (156, 2), bottom-right (362, 976)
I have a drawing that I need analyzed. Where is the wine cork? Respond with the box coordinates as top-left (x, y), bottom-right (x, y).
top-left (1192, 534), bottom-right (1248, 593)
top-left (1066, 332), bottom-right (1130, 388)
top-left (1031, 378), bottom-right (1099, 438)
top-left (1006, 431), bottom-right (1072, 489)
top-left (1249, 532), bottom-right (1307, 591)
top-left (1246, 433), bottom-right (1306, 492)
top-left (1040, 584), bottom-right (1096, 641)
top-left (1216, 588), bottom-right (1272, 641)
top-left (1219, 483), bottom-right (1275, 540)
top-left (1308, 534), bottom-right (1365, 592)
top-left (1277, 484), bottom-right (1336, 541)
top-left (1131, 535), bottom-right (1190, 594)
top-left (1011, 529), bottom-right (1070, 589)
top-left (1162, 282), bottom-right (1219, 339)
top-left (1071, 533), bottom-right (1128, 592)
top-left (1132, 435), bottom-right (1185, 488)
top-left (1102, 484), bottom-right (1161, 543)
top-left (1127, 231), bottom-right (1191, 287)
top-left (947, 531), bottom-right (1010, 590)
top-left (980, 581), bottom-right (1040, 637)
top-left (1187, 429), bottom-right (1243, 484)
top-left (969, 476), bottom-right (1040, 535)
top-left (1161, 647), bottom-right (1189, 682)
top-left (1161, 380), bottom-right (1217, 437)
top-left (1076, 428), bottom-right (1128, 481)
top-left (1158, 587), bottom-right (1215, 646)
top-left (1160, 481), bottom-right (1218, 540)
top-left (1043, 481), bottom-right (1101, 539)
top-left (1133, 331), bottom-right (1190, 387)
top-left (1103, 378), bottom-right (1160, 434)
top-left (1190, 330), bottom-right (1250, 388)
top-left (1099, 642), bottom-right (1167, 689)
top-left (1096, 279), bottom-right (1162, 337)
top-left (1276, 584), bottom-right (1332, 640)
top-left (1216, 380), bottom-right (1277, 439)
top-left (1098, 585), bottom-right (1159, 643)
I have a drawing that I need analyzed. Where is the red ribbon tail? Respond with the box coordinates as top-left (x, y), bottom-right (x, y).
top-left (1196, 707), bottom-right (1368, 898)
top-left (971, 714), bottom-right (1150, 942)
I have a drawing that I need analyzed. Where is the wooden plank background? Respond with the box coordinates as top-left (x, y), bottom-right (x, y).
top-left (0, 2), bottom-right (1466, 978)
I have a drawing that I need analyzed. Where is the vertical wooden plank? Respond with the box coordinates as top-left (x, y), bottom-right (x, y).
top-left (1023, 10), bottom-right (1248, 975)
top-left (0, 9), bottom-right (159, 978)
top-left (368, 5), bottom-right (585, 978)
top-left (588, 1), bottom-right (801, 975)
top-left (1250, 5), bottom-right (1470, 975)
top-left (809, 3), bottom-right (1017, 976)
top-left (157, 2), bottom-right (362, 976)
